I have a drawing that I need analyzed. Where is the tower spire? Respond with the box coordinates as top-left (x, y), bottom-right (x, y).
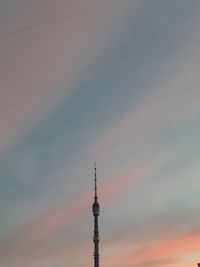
top-left (94, 163), bottom-right (97, 200)
top-left (92, 163), bottom-right (100, 267)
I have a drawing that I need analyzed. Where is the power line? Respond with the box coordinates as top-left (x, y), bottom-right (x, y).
top-left (0, 0), bottom-right (121, 39)
top-left (0, 106), bottom-right (198, 192)
top-left (0, 134), bottom-right (134, 191)
top-left (0, 1), bottom-right (126, 111)
top-left (11, 88), bottom-right (189, 150)
top-left (14, 103), bottom-right (141, 149)
top-left (0, 86), bottom-right (52, 113)
top-left (0, 0), bottom-right (123, 113)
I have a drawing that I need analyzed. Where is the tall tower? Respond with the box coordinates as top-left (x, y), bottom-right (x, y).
top-left (92, 164), bottom-right (100, 267)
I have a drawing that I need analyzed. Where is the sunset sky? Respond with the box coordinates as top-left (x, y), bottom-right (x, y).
top-left (0, 1), bottom-right (200, 267)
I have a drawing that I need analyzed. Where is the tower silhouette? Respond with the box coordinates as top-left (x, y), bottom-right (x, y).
top-left (92, 164), bottom-right (100, 267)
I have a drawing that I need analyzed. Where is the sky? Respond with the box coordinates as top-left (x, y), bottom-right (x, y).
top-left (0, 0), bottom-right (200, 267)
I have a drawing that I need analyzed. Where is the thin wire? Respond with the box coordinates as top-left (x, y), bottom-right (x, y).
top-left (0, 135), bottom-right (137, 191)
top-left (0, 85), bottom-right (52, 113)
top-left (0, 1), bottom-right (123, 112)
top-left (0, 105), bottom-right (198, 192)
top-left (12, 87), bottom-right (188, 150)
top-left (0, 0), bottom-right (122, 113)
top-left (0, 0), bottom-right (121, 39)
top-left (14, 104), bottom-right (140, 149)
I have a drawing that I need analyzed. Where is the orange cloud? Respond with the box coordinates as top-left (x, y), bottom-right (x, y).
top-left (104, 229), bottom-right (200, 267)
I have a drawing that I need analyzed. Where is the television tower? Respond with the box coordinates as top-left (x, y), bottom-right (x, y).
top-left (92, 164), bottom-right (100, 267)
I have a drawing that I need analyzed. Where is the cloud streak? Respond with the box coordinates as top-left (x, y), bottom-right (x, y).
top-left (104, 229), bottom-right (200, 267)
top-left (1, 1), bottom-right (200, 267)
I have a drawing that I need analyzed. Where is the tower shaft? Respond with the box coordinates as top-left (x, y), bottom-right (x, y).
top-left (92, 164), bottom-right (100, 267)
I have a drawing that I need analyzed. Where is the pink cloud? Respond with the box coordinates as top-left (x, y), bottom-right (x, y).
top-left (104, 229), bottom-right (200, 267)
top-left (0, 149), bottom-right (172, 266)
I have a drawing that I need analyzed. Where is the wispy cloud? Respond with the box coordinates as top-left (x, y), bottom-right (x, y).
top-left (104, 229), bottom-right (200, 267)
top-left (1, 1), bottom-right (200, 267)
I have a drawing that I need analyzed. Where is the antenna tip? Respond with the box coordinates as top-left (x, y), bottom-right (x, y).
top-left (94, 162), bottom-right (97, 174)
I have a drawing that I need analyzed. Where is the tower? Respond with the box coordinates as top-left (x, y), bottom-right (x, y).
top-left (92, 164), bottom-right (100, 267)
